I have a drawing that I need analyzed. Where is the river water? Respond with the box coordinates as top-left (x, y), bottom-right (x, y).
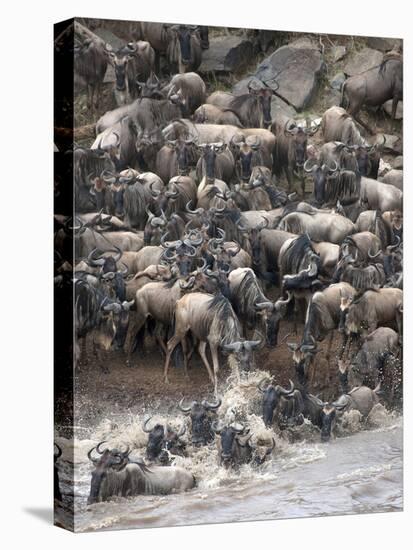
top-left (55, 373), bottom-right (403, 532)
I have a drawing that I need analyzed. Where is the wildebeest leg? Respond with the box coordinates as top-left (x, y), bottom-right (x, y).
top-left (391, 96), bottom-right (401, 132)
top-left (197, 341), bottom-right (215, 385)
top-left (181, 336), bottom-right (189, 379)
top-left (93, 341), bottom-right (108, 374)
top-left (210, 345), bottom-right (220, 397)
top-left (126, 315), bottom-right (147, 367)
top-left (325, 331), bottom-right (334, 362)
top-left (285, 167), bottom-right (294, 193)
top-left (338, 332), bottom-right (348, 359)
top-left (164, 333), bottom-right (185, 383)
top-left (155, 334), bottom-right (167, 356)
top-left (352, 111), bottom-right (374, 135)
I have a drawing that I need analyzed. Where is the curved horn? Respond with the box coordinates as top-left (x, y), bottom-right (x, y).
top-left (203, 397), bottom-right (222, 410)
top-left (178, 398), bottom-right (194, 413)
top-left (87, 447), bottom-right (100, 464)
top-left (96, 441), bottom-right (107, 454)
top-left (142, 417), bottom-right (154, 433)
top-left (368, 247), bottom-right (381, 259)
top-left (278, 379), bottom-right (295, 396)
top-left (87, 248), bottom-right (106, 267)
top-left (149, 181), bottom-right (161, 197)
top-left (304, 159), bottom-right (318, 173)
top-left (386, 235), bottom-right (401, 252)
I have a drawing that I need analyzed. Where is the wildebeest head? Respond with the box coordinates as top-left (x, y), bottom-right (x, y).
top-left (212, 421), bottom-right (250, 467)
top-left (231, 135), bottom-right (262, 181)
top-left (105, 43), bottom-right (136, 91)
top-left (176, 25), bottom-right (197, 65)
top-left (320, 404), bottom-right (337, 442)
top-left (198, 142), bottom-right (227, 181)
top-left (142, 417), bottom-right (164, 461)
top-left (221, 338), bottom-right (262, 372)
top-left (304, 159), bottom-right (338, 205)
top-left (136, 72), bottom-right (164, 99)
top-left (179, 397), bottom-right (222, 446)
top-left (282, 253), bottom-right (320, 292)
top-left (258, 378), bottom-right (296, 427)
top-left (287, 336), bottom-right (319, 385)
top-left (247, 79), bottom-right (279, 127)
top-left (99, 299), bottom-right (134, 351)
top-left (255, 291), bottom-right (293, 346)
top-left (144, 209), bottom-right (168, 245)
top-left (165, 136), bottom-right (197, 175)
top-left (87, 442), bottom-right (131, 504)
top-left (285, 119), bottom-right (320, 169)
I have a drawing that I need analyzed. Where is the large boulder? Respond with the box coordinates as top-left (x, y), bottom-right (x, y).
top-left (383, 99), bottom-right (403, 120)
top-left (253, 44), bottom-right (325, 111)
top-left (344, 47), bottom-right (383, 76)
top-left (198, 35), bottom-right (254, 74)
top-left (365, 37), bottom-right (402, 52)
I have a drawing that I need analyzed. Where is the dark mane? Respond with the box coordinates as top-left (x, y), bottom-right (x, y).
top-left (282, 234), bottom-right (314, 274)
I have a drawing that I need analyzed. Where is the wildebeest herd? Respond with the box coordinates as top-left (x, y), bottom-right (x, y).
top-left (54, 22), bottom-right (403, 506)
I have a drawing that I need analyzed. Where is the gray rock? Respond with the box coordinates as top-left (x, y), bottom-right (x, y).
top-left (93, 27), bottom-right (124, 50)
top-left (344, 47), bottom-right (383, 76)
top-left (330, 71), bottom-right (346, 91)
top-left (381, 134), bottom-right (403, 155)
top-left (331, 45), bottom-right (347, 62)
top-left (365, 37), bottom-right (402, 52)
top-left (254, 45), bottom-right (325, 111)
top-left (288, 37), bottom-right (320, 50)
top-left (393, 156), bottom-right (403, 169)
top-left (383, 99), bottom-right (403, 120)
top-left (198, 35), bottom-right (254, 74)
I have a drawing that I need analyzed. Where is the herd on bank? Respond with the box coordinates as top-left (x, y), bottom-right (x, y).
top-left (54, 23), bottom-right (403, 506)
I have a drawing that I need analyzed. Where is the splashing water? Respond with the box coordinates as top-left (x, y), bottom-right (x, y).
top-left (54, 374), bottom-right (403, 532)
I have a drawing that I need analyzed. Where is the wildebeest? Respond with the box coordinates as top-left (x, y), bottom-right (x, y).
top-left (163, 293), bottom-right (262, 394)
top-left (196, 142), bottom-right (235, 185)
top-left (338, 326), bottom-right (399, 392)
top-left (278, 210), bottom-right (355, 244)
top-left (142, 417), bottom-right (186, 463)
top-left (287, 282), bottom-right (357, 385)
top-left (178, 397), bottom-right (222, 446)
top-left (228, 267), bottom-right (289, 345)
top-left (341, 57), bottom-right (403, 131)
top-left (379, 169), bottom-right (403, 191)
top-left (258, 379), bottom-right (298, 427)
top-left (75, 279), bottom-right (134, 367)
top-left (87, 444), bottom-right (195, 504)
top-left (155, 137), bottom-right (197, 183)
top-left (360, 177), bottom-right (403, 213)
top-left (150, 175), bottom-right (197, 217)
top-left (74, 36), bottom-right (108, 111)
top-left (193, 104), bottom-right (244, 127)
top-left (321, 106), bottom-right (366, 145)
top-left (166, 25), bottom-right (202, 73)
top-left (207, 79), bottom-right (279, 128)
top-left (164, 72), bottom-right (206, 115)
top-left (212, 421), bottom-right (275, 468)
top-left (343, 288), bottom-right (403, 336)
top-left (105, 41), bottom-right (155, 105)
top-left (272, 117), bottom-right (320, 195)
top-left (332, 384), bottom-right (382, 418)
